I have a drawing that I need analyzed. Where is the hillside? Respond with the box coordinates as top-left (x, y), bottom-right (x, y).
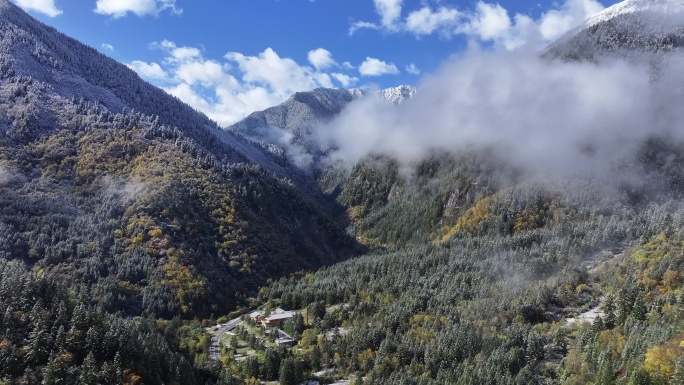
top-left (544, 0), bottom-right (684, 61)
top-left (3, 0), bottom-right (684, 384)
top-left (229, 85), bottom-right (416, 168)
top-left (0, 1), bottom-right (359, 383)
top-left (223, 1), bottom-right (684, 384)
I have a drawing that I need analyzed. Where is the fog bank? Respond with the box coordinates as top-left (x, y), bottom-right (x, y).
top-left (317, 47), bottom-right (684, 177)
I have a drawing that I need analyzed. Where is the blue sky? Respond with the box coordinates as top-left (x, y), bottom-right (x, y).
top-left (14, 0), bottom-right (621, 126)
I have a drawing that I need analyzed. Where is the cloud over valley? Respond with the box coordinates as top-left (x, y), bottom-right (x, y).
top-left (318, 48), bottom-right (684, 180)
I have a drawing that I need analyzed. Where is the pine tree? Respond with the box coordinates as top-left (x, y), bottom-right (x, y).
top-left (279, 357), bottom-right (297, 385)
top-left (263, 348), bottom-right (281, 381)
top-left (311, 345), bottom-right (322, 371)
top-left (672, 357), bottom-right (684, 385)
top-left (596, 348), bottom-right (615, 385)
top-left (79, 351), bottom-right (97, 385)
top-left (25, 319), bottom-right (49, 365)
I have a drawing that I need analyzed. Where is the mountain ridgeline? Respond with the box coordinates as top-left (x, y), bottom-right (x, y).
top-left (229, 85), bottom-right (416, 168)
top-left (0, 1), bottom-right (361, 382)
top-left (2, 0), bottom-right (684, 384)
top-left (544, 0), bottom-right (684, 61)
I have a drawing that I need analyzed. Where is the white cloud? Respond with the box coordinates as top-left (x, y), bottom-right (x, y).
top-left (308, 48), bottom-right (336, 71)
top-left (154, 40), bottom-right (201, 62)
top-left (359, 57), bottom-right (400, 77)
top-left (128, 60), bottom-right (168, 80)
top-left (538, 0), bottom-right (605, 41)
top-left (375, 0), bottom-right (403, 29)
top-left (351, 0), bottom-right (605, 48)
top-left (94, 0), bottom-right (181, 18)
top-left (349, 0), bottom-right (403, 34)
top-left (227, 48), bottom-right (333, 96)
top-left (461, 2), bottom-right (512, 41)
top-left (349, 21), bottom-right (380, 35)
top-left (332, 73), bottom-right (359, 87)
top-left (342, 62), bottom-right (355, 70)
top-left (13, 0), bottom-right (62, 17)
top-left (130, 42), bottom-right (357, 126)
top-left (176, 60), bottom-right (228, 86)
top-left (405, 63), bottom-right (420, 75)
top-left (406, 7), bottom-right (459, 36)
top-left (101, 43), bottom-right (114, 51)
top-left (320, 48), bottom-right (683, 181)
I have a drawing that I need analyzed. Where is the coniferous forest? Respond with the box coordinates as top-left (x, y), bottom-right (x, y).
top-left (2, 0), bottom-right (684, 384)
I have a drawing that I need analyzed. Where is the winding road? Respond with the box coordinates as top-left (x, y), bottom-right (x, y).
top-left (209, 316), bottom-right (243, 362)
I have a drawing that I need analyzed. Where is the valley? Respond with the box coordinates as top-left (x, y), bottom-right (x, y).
top-left (1, 0), bottom-right (684, 384)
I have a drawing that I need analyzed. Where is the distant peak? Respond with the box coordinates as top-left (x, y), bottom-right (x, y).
top-left (586, 0), bottom-right (684, 26)
top-left (379, 85), bottom-right (417, 104)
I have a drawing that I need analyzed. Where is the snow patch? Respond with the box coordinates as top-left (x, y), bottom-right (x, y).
top-left (566, 304), bottom-right (604, 326)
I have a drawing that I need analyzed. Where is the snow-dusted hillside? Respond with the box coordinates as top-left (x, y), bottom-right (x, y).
top-left (231, 85), bottom-right (416, 136)
top-left (229, 85), bottom-right (416, 167)
top-left (0, 0), bottom-right (299, 176)
top-left (231, 88), bottom-right (358, 136)
top-left (544, 0), bottom-right (684, 61)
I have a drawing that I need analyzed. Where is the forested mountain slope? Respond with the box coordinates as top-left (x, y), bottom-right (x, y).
top-left (0, 1), bottom-right (358, 382)
top-left (242, 1), bottom-right (684, 384)
top-left (4, 0), bottom-right (684, 383)
top-left (544, 0), bottom-right (684, 61)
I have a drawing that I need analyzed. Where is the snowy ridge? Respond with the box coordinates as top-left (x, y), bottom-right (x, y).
top-left (378, 85), bottom-right (417, 105)
top-left (586, 0), bottom-right (684, 27)
top-left (229, 85), bottom-right (416, 168)
top-left (0, 0), bottom-right (309, 179)
top-left (544, 0), bottom-right (684, 61)
top-left (230, 85), bottom-right (415, 143)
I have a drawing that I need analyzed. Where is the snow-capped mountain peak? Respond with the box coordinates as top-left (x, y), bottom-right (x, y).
top-left (586, 0), bottom-right (684, 28)
top-left (229, 85), bottom-right (417, 168)
top-left (544, 0), bottom-right (684, 61)
top-left (379, 85), bottom-right (417, 104)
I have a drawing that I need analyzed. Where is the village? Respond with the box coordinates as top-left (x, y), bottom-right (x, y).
top-left (208, 308), bottom-right (298, 362)
top-left (206, 303), bottom-right (353, 384)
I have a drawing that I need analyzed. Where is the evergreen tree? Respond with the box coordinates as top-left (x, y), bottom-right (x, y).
top-left (279, 357), bottom-right (297, 385)
top-left (596, 348), bottom-right (615, 385)
top-left (672, 357), bottom-right (684, 385)
top-left (79, 351), bottom-right (97, 385)
top-left (263, 348), bottom-right (281, 381)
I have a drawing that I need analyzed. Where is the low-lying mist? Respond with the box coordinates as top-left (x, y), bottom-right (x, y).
top-left (316, 47), bottom-right (684, 181)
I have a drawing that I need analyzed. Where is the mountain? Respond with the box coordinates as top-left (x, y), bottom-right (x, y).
top-left (231, 86), bottom-right (416, 138)
top-left (0, 0), bottom-right (373, 381)
top-left (243, 2), bottom-right (684, 385)
top-left (0, 2), bottom-right (363, 382)
top-left (229, 85), bottom-right (416, 167)
top-left (378, 84), bottom-right (418, 104)
top-left (5, 0), bottom-right (684, 384)
top-left (0, 0), bottom-right (312, 180)
top-left (544, 0), bottom-right (684, 61)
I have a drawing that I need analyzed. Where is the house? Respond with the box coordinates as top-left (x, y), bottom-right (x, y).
top-left (249, 310), bottom-right (263, 321)
top-left (275, 329), bottom-right (295, 346)
top-left (260, 310), bottom-right (296, 328)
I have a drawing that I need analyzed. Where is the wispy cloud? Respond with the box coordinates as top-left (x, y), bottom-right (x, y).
top-left (405, 63), bottom-right (420, 75)
top-left (332, 73), bottom-right (359, 87)
top-left (94, 0), bottom-right (182, 18)
top-left (405, 7), bottom-right (460, 36)
top-left (127, 60), bottom-right (168, 80)
top-left (13, 0), bottom-right (62, 17)
top-left (350, 0), bottom-right (604, 49)
top-left (101, 43), bottom-right (115, 52)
